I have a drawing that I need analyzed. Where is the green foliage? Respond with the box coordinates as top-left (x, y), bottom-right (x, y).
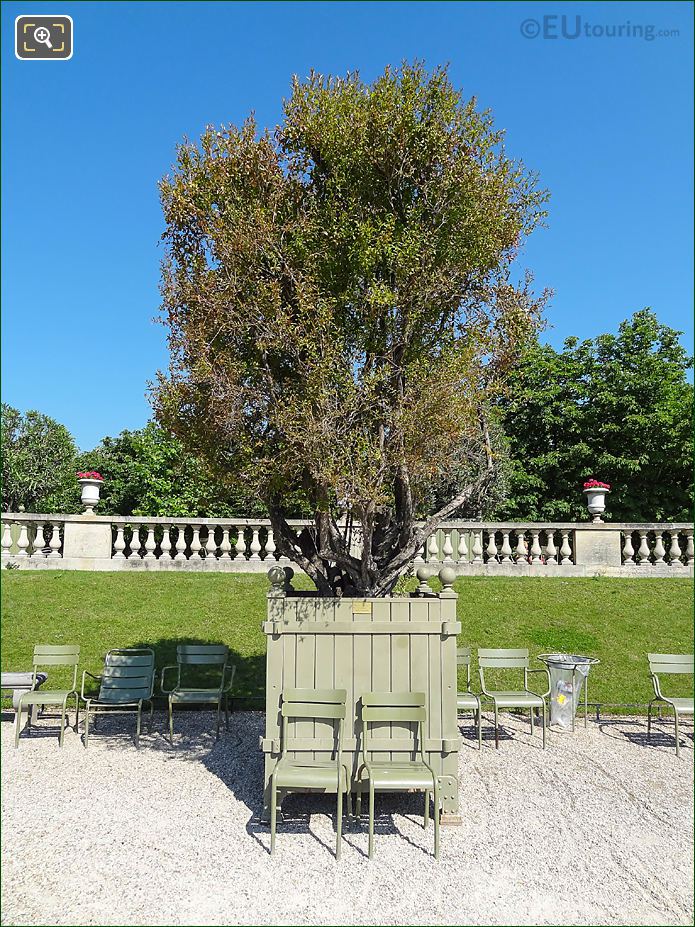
top-left (156, 61), bottom-right (549, 595)
top-left (77, 422), bottom-right (275, 518)
top-left (1, 404), bottom-right (79, 513)
top-left (496, 310), bottom-right (694, 522)
top-left (2, 572), bottom-right (691, 710)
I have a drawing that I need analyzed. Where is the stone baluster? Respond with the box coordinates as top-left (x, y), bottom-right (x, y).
top-left (249, 527), bottom-right (262, 562)
top-left (684, 529), bottom-right (693, 567)
top-left (457, 532), bottom-right (468, 563)
top-left (427, 534), bottom-right (440, 563)
top-left (219, 526), bottom-right (232, 560)
top-left (265, 528), bottom-right (277, 561)
top-left (514, 531), bottom-right (527, 564)
top-left (235, 527), bottom-right (247, 560)
top-left (31, 522), bottom-right (46, 558)
top-left (413, 542), bottom-right (425, 564)
top-left (160, 525), bottom-right (172, 560)
top-left (143, 525), bottom-right (157, 560)
top-left (499, 531), bottom-right (513, 563)
top-left (190, 525), bottom-right (202, 559)
top-left (621, 531), bottom-right (635, 565)
top-left (652, 532), bottom-right (666, 565)
top-left (1, 522), bottom-right (12, 558)
top-left (559, 531), bottom-right (572, 565)
top-left (471, 530), bottom-right (483, 564)
top-left (442, 531), bottom-right (454, 564)
top-left (668, 532), bottom-right (683, 567)
top-left (113, 525), bottom-right (127, 559)
top-left (529, 530), bottom-right (542, 564)
top-left (48, 522), bottom-right (62, 558)
top-left (544, 529), bottom-right (558, 566)
top-left (485, 531), bottom-right (498, 565)
top-left (173, 526), bottom-right (187, 561)
top-left (129, 526), bottom-right (142, 559)
top-left (636, 530), bottom-right (651, 566)
top-left (16, 523), bottom-right (30, 558)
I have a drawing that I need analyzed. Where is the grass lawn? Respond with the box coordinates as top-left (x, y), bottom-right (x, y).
top-left (2, 572), bottom-right (692, 710)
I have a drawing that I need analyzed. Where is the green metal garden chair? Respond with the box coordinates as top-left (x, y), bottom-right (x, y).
top-left (270, 688), bottom-right (350, 859)
top-left (457, 647), bottom-right (482, 749)
top-left (14, 645), bottom-right (80, 748)
top-left (478, 648), bottom-right (550, 749)
top-left (647, 653), bottom-right (694, 757)
top-left (78, 649), bottom-right (155, 748)
top-left (160, 644), bottom-right (236, 742)
top-left (355, 692), bottom-right (440, 860)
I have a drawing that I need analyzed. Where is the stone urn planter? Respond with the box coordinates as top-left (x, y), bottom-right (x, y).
top-left (583, 480), bottom-right (611, 523)
top-left (261, 565), bottom-right (462, 824)
top-left (77, 471), bottom-right (104, 515)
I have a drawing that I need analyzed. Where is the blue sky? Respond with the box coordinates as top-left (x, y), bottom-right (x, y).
top-left (2, 0), bottom-right (693, 450)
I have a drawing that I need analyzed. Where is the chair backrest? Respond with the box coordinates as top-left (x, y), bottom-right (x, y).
top-left (98, 649), bottom-right (155, 704)
top-left (478, 648), bottom-right (529, 669)
top-left (280, 688), bottom-right (346, 755)
top-left (361, 692), bottom-right (426, 758)
top-left (457, 647), bottom-right (472, 666)
top-left (32, 645), bottom-right (80, 690)
top-left (648, 653), bottom-right (694, 675)
top-left (457, 647), bottom-right (472, 690)
top-left (175, 644), bottom-right (228, 690)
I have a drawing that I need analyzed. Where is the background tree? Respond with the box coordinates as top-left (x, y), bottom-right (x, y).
top-left (496, 309), bottom-right (693, 522)
top-left (1, 404), bottom-right (79, 513)
top-left (155, 62), bottom-right (549, 595)
top-left (78, 422), bottom-right (292, 517)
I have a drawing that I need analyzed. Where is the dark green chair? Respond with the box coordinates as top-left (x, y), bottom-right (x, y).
top-left (78, 649), bottom-right (155, 748)
top-left (160, 644), bottom-right (236, 742)
top-left (270, 688), bottom-right (350, 859)
top-left (355, 692), bottom-right (440, 860)
top-left (457, 647), bottom-right (482, 749)
top-left (14, 645), bottom-right (80, 748)
top-left (647, 653), bottom-right (694, 757)
top-left (478, 648), bottom-right (550, 749)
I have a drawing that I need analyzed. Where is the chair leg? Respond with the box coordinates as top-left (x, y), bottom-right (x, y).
top-left (674, 711), bottom-right (681, 757)
top-left (84, 704), bottom-right (90, 748)
top-left (270, 778), bottom-right (277, 855)
top-left (433, 778), bottom-right (441, 861)
top-left (542, 701), bottom-right (547, 749)
top-left (477, 706), bottom-right (482, 750)
top-left (647, 701), bottom-right (653, 738)
top-left (168, 698), bottom-right (174, 744)
top-left (494, 703), bottom-right (499, 749)
top-left (336, 784), bottom-right (343, 861)
top-left (356, 788), bottom-right (362, 820)
top-left (14, 698), bottom-right (25, 748)
top-left (148, 701), bottom-right (154, 733)
top-left (424, 790), bottom-right (430, 828)
top-left (368, 782), bottom-right (375, 859)
top-left (135, 702), bottom-right (142, 748)
top-left (530, 706), bottom-right (535, 735)
top-left (225, 694), bottom-right (230, 731)
top-left (59, 699), bottom-right (67, 747)
top-left (74, 695), bottom-right (80, 732)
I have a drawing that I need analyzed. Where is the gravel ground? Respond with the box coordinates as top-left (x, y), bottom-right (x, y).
top-left (1, 708), bottom-right (692, 926)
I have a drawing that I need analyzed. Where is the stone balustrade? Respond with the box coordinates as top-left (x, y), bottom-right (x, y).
top-left (1, 513), bottom-right (692, 577)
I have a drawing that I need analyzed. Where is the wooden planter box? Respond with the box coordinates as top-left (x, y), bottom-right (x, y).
top-left (261, 567), bottom-right (461, 822)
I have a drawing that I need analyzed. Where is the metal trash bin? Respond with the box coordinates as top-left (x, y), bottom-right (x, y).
top-left (538, 654), bottom-right (599, 731)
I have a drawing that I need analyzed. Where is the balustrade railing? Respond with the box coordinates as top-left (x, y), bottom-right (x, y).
top-left (620, 527), bottom-right (693, 567)
top-left (1, 515), bottom-right (64, 560)
top-left (1, 514), bottom-right (692, 574)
